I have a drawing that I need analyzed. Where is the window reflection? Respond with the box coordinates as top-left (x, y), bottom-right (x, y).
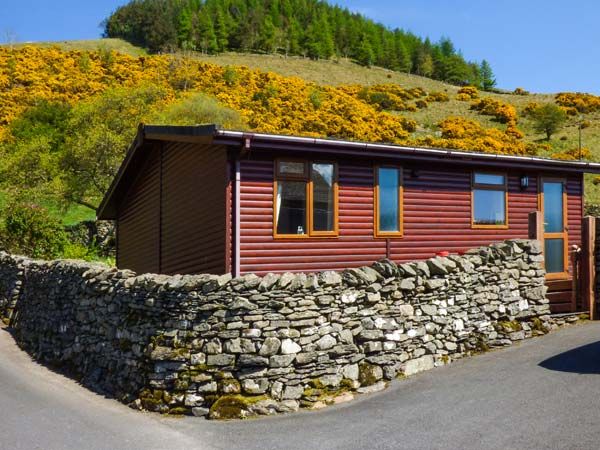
top-left (378, 167), bottom-right (400, 232)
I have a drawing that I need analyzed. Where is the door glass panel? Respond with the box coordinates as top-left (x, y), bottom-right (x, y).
top-left (276, 181), bottom-right (307, 235)
top-left (378, 168), bottom-right (400, 232)
top-left (543, 182), bottom-right (563, 233)
top-left (311, 163), bottom-right (335, 232)
top-left (544, 238), bottom-right (565, 273)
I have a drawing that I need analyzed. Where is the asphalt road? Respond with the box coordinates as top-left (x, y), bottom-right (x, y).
top-left (2, 322), bottom-right (600, 450)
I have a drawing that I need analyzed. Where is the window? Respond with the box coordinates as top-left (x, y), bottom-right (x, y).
top-left (374, 166), bottom-right (403, 237)
top-left (472, 172), bottom-right (508, 227)
top-left (274, 160), bottom-right (338, 238)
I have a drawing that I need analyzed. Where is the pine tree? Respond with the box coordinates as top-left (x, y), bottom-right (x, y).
top-left (214, 5), bottom-right (230, 52)
top-left (356, 38), bottom-right (374, 67)
top-left (197, 11), bottom-right (218, 54)
top-left (480, 60), bottom-right (496, 90)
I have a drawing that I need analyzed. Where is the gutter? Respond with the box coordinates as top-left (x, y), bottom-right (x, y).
top-left (214, 129), bottom-right (600, 173)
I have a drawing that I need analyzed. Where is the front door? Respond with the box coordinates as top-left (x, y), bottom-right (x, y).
top-left (540, 178), bottom-right (569, 279)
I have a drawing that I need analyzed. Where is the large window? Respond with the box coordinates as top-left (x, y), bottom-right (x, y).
top-left (374, 166), bottom-right (403, 237)
top-left (472, 172), bottom-right (507, 227)
top-left (274, 160), bottom-right (338, 238)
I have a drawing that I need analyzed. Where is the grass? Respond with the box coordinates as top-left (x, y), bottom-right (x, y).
top-left (0, 191), bottom-right (95, 226)
top-left (1, 38), bottom-right (147, 57)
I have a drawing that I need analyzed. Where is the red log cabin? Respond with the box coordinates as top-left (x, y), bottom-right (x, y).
top-left (97, 125), bottom-right (600, 313)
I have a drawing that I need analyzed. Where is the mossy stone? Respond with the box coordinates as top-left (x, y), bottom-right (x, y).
top-left (208, 394), bottom-right (269, 420)
top-left (358, 363), bottom-right (383, 386)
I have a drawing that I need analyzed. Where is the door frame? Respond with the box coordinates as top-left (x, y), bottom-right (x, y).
top-left (538, 176), bottom-right (569, 280)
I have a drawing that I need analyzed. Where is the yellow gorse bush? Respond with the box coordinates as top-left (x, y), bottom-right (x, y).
top-left (555, 92), bottom-right (600, 114)
top-left (1, 46), bottom-right (535, 156)
top-left (457, 86), bottom-right (479, 100)
top-left (470, 97), bottom-right (518, 124)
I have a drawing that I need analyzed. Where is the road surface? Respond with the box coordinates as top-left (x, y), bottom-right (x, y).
top-left (2, 322), bottom-right (600, 450)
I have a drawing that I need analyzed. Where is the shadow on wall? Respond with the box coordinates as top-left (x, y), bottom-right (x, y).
top-left (539, 341), bottom-right (600, 375)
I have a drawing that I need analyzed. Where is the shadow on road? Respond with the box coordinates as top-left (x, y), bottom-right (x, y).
top-left (539, 340), bottom-right (600, 374)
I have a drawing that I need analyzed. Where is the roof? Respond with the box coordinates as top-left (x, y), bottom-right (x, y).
top-left (97, 124), bottom-right (600, 219)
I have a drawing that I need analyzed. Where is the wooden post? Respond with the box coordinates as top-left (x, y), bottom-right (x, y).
top-left (528, 211), bottom-right (543, 241)
top-left (582, 216), bottom-right (596, 319)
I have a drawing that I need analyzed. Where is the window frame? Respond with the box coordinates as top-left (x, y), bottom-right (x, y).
top-left (471, 171), bottom-right (509, 229)
top-left (273, 159), bottom-right (339, 239)
top-left (374, 165), bottom-right (404, 238)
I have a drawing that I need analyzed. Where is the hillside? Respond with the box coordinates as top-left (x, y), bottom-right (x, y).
top-left (104, 0), bottom-right (492, 88)
top-left (1, 39), bottom-right (600, 211)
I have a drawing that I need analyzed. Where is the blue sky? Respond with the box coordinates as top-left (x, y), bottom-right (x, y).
top-left (1, 0), bottom-right (599, 93)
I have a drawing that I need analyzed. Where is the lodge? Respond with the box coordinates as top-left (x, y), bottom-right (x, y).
top-left (97, 124), bottom-right (600, 314)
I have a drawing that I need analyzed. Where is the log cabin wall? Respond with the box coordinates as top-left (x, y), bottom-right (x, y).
top-left (237, 155), bottom-right (583, 276)
top-left (117, 142), bottom-right (229, 275)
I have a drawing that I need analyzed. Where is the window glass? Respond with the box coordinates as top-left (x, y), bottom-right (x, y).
top-left (544, 238), bottom-right (565, 273)
top-left (278, 161), bottom-right (305, 176)
top-left (378, 167), bottom-right (400, 232)
top-left (276, 181), bottom-right (306, 235)
top-left (312, 163), bottom-right (335, 232)
top-left (473, 189), bottom-right (506, 225)
top-left (543, 182), bottom-right (564, 233)
top-left (474, 173), bottom-right (505, 185)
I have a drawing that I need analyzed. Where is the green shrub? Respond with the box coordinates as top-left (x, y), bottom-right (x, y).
top-left (0, 202), bottom-right (68, 259)
top-left (153, 93), bottom-right (246, 129)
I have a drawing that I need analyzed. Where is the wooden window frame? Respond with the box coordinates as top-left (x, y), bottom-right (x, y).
top-left (273, 159), bottom-right (339, 239)
top-left (538, 176), bottom-right (570, 281)
top-left (471, 171), bottom-right (509, 229)
top-left (374, 165), bottom-right (404, 238)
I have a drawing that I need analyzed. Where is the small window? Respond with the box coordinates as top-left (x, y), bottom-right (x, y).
top-left (274, 160), bottom-right (338, 238)
top-left (375, 166), bottom-right (403, 237)
top-left (472, 172), bottom-right (507, 227)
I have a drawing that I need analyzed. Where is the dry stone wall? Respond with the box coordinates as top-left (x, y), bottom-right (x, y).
top-left (0, 239), bottom-right (552, 419)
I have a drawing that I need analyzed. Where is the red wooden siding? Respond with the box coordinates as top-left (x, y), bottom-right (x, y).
top-left (117, 143), bottom-right (161, 274)
top-left (161, 142), bottom-right (228, 275)
top-left (238, 156), bottom-right (584, 276)
top-left (117, 142), bottom-right (228, 275)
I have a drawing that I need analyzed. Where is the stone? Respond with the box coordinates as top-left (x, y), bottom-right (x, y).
top-left (425, 279), bottom-right (445, 290)
top-left (402, 355), bottom-right (434, 376)
top-left (190, 352), bottom-right (206, 365)
top-left (320, 374), bottom-right (343, 387)
top-left (198, 382), bottom-right (218, 393)
top-left (357, 381), bottom-right (387, 394)
top-left (316, 334), bottom-right (337, 350)
top-left (231, 297), bottom-right (258, 310)
top-left (185, 394), bottom-right (204, 407)
top-left (321, 271), bottom-right (342, 286)
top-left (238, 355), bottom-right (269, 367)
top-left (282, 385), bottom-right (304, 400)
top-left (342, 364), bottom-right (359, 380)
top-left (206, 354), bottom-right (235, 366)
top-left (399, 278), bottom-right (416, 290)
top-left (281, 339), bottom-right (302, 354)
top-left (399, 304), bottom-right (414, 316)
top-left (359, 363), bottom-right (383, 386)
top-left (374, 317), bottom-right (398, 330)
top-left (192, 407), bottom-right (210, 417)
top-left (269, 355), bottom-right (295, 368)
top-left (420, 304), bottom-right (437, 316)
top-left (427, 258), bottom-right (448, 276)
top-left (258, 337), bottom-right (281, 356)
top-left (242, 378), bottom-right (269, 394)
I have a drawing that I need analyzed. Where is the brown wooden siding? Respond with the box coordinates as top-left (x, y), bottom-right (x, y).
top-left (117, 143), bottom-right (161, 274)
top-left (239, 157), bottom-right (584, 276)
top-left (160, 142), bottom-right (228, 275)
top-left (117, 142), bottom-right (228, 275)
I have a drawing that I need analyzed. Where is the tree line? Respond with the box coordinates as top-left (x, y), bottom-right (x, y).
top-left (103, 0), bottom-right (496, 88)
